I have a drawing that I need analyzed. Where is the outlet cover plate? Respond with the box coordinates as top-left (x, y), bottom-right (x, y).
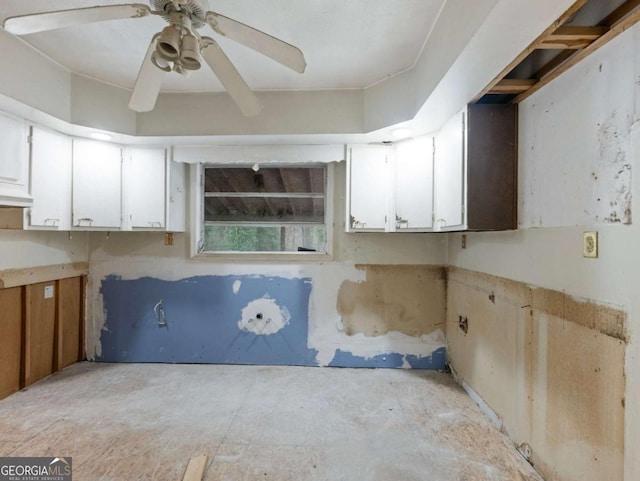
top-left (583, 231), bottom-right (598, 258)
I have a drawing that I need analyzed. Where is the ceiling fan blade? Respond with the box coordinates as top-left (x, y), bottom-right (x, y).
top-left (200, 38), bottom-right (263, 117)
top-left (205, 12), bottom-right (306, 73)
top-left (129, 36), bottom-right (164, 113)
top-left (3, 4), bottom-right (151, 35)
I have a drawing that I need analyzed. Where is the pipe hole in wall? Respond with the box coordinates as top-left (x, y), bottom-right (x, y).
top-left (458, 316), bottom-right (468, 334)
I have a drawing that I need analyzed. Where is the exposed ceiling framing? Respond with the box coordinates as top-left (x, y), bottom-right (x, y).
top-left (475, 0), bottom-right (640, 104)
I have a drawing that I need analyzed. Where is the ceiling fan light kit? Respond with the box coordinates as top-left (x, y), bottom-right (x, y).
top-left (3, 0), bottom-right (307, 117)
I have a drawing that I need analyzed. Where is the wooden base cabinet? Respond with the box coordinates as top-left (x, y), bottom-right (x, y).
top-left (0, 274), bottom-right (85, 400)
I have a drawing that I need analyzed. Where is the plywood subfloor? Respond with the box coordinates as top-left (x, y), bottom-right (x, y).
top-left (0, 363), bottom-right (542, 481)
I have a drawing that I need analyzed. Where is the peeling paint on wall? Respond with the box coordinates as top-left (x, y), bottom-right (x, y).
top-left (447, 267), bottom-right (626, 481)
top-left (329, 347), bottom-right (446, 369)
top-left (336, 265), bottom-right (446, 337)
top-left (519, 29), bottom-right (634, 228)
top-left (238, 297), bottom-right (290, 335)
top-left (595, 110), bottom-right (632, 224)
top-left (96, 268), bottom-right (448, 369)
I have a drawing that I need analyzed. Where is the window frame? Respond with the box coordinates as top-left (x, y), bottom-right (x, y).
top-left (190, 162), bottom-right (334, 261)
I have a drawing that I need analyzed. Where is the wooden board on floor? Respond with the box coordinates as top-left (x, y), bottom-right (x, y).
top-left (58, 277), bottom-right (83, 369)
top-left (182, 454), bottom-right (208, 481)
top-left (0, 287), bottom-right (22, 399)
top-left (26, 282), bottom-right (57, 386)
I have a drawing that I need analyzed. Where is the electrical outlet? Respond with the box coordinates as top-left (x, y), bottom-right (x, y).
top-left (44, 285), bottom-right (54, 299)
top-left (461, 234), bottom-right (467, 249)
top-left (583, 231), bottom-right (598, 258)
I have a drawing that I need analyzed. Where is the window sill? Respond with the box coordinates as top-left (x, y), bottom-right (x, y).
top-left (191, 251), bottom-right (333, 263)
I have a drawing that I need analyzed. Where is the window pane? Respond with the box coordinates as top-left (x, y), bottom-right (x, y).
top-left (204, 197), bottom-right (324, 223)
top-left (205, 167), bottom-right (325, 194)
top-left (204, 225), bottom-right (326, 252)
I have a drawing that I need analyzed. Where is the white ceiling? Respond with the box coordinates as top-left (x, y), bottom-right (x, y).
top-left (0, 0), bottom-right (445, 93)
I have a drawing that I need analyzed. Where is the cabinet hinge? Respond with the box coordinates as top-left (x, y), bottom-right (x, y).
top-left (27, 135), bottom-right (33, 144)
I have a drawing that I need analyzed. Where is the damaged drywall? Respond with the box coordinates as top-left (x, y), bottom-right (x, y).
top-left (447, 267), bottom-right (626, 481)
top-left (98, 274), bottom-right (319, 366)
top-left (519, 29), bottom-right (634, 228)
top-left (337, 265), bottom-right (446, 337)
top-left (93, 261), bottom-right (448, 369)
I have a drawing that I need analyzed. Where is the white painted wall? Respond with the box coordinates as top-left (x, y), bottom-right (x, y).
top-left (136, 90), bottom-right (366, 136)
top-left (0, 29), bottom-right (71, 122)
top-left (0, 230), bottom-right (88, 271)
top-left (70, 74), bottom-right (136, 135)
top-left (447, 25), bottom-right (640, 481)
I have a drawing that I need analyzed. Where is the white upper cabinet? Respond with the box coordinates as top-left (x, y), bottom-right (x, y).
top-left (72, 138), bottom-right (122, 229)
top-left (27, 127), bottom-right (72, 229)
top-left (0, 112), bottom-right (31, 207)
top-left (122, 147), bottom-right (186, 232)
top-left (347, 145), bottom-right (392, 232)
top-left (395, 136), bottom-right (433, 231)
top-left (347, 139), bottom-right (434, 233)
top-left (124, 147), bottom-right (166, 229)
top-left (434, 109), bottom-right (466, 231)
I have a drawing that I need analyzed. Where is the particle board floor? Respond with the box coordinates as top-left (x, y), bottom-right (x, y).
top-left (0, 363), bottom-right (542, 481)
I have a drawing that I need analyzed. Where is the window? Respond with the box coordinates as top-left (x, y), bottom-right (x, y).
top-left (197, 164), bottom-right (329, 254)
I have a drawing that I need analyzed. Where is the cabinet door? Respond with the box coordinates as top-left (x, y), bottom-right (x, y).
top-left (167, 160), bottom-right (186, 232)
top-left (0, 112), bottom-right (30, 206)
top-left (395, 136), bottom-right (433, 231)
top-left (347, 145), bottom-right (391, 231)
top-left (434, 110), bottom-right (466, 231)
top-left (126, 147), bottom-right (166, 229)
top-left (72, 139), bottom-right (122, 229)
top-left (28, 127), bottom-right (72, 229)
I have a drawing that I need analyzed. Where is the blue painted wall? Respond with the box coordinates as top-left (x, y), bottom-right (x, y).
top-left (98, 274), bottom-right (318, 366)
top-left (328, 348), bottom-right (446, 369)
top-left (98, 274), bottom-right (446, 369)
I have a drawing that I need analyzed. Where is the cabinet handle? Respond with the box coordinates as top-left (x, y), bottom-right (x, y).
top-left (395, 214), bottom-right (409, 229)
top-left (149, 221), bottom-right (163, 228)
top-left (76, 218), bottom-right (93, 226)
top-left (44, 218), bottom-right (60, 226)
top-left (350, 215), bottom-right (366, 229)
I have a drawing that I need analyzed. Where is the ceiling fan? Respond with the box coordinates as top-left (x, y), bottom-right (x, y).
top-left (2, 0), bottom-right (307, 116)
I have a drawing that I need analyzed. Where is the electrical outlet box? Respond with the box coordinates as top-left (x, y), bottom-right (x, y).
top-left (583, 231), bottom-right (598, 258)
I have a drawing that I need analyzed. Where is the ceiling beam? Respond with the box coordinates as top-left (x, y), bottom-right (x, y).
top-left (537, 26), bottom-right (607, 49)
top-left (514, 4), bottom-right (640, 103)
top-left (488, 79), bottom-right (538, 94)
top-left (471, 0), bottom-right (590, 102)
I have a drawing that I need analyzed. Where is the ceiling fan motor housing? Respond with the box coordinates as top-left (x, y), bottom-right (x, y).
top-left (152, 0), bottom-right (208, 26)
